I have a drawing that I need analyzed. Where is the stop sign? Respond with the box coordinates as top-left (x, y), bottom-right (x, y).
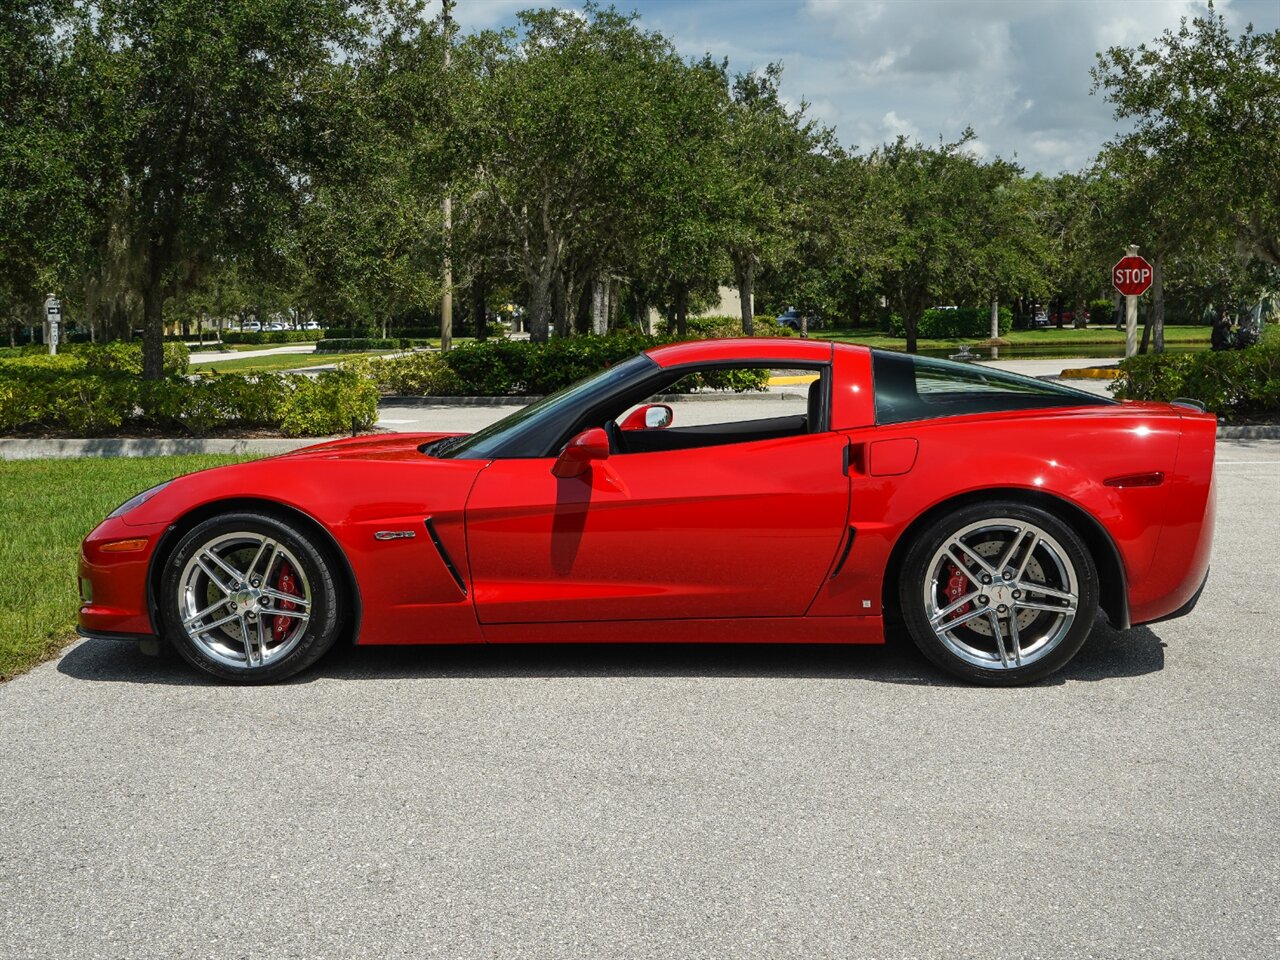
top-left (1113, 255), bottom-right (1154, 296)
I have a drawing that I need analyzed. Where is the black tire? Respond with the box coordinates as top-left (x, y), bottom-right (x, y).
top-left (898, 500), bottom-right (1099, 686)
top-left (158, 510), bottom-right (345, 683)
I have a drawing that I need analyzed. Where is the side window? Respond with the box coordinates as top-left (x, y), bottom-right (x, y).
top-left (872, 351), bottom-right (1111, 425)
top-left (612, 365), bottom-right (829, 454)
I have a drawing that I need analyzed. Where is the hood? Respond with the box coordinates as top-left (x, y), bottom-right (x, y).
top-left (277, 432), bottom-right (463, 462)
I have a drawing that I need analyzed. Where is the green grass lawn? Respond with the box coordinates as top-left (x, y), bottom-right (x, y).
top-left (0, 455), bottom-right (257, 680)
top-left (189, 350), bottom-right (394, 373)
top-left (819, 325), bottom-right (1212, 350)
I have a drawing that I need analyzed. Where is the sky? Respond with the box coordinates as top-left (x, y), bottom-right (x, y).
top-left (427, 0), bottom-right (1280, 174)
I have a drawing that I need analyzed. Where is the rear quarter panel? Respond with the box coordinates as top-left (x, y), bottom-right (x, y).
top-left (809, 405), bottom-right (1189, 622)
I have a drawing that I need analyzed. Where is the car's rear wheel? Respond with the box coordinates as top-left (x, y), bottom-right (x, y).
top-left (159, 511), bottom-right (344, 683)
top-left (899, 501), bottom-right (1099, 685)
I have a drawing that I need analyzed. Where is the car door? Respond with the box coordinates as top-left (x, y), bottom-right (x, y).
top-left (463, 432), bottom-right (851, 624)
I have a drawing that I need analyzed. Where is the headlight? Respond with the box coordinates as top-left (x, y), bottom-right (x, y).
top-left (107, 482), bottom-right (171, 519)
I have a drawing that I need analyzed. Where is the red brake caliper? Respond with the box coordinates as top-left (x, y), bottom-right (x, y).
top-left (272, 561), bottom-right (300, 642)
top-left (944, 562), bottom-right (971, 619)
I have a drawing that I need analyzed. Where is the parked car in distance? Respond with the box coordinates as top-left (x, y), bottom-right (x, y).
top-left (302, 321), bottom-right (321, 331)
top-left (1030, 312), bottom-right (1050, 329)
top-left (79, 338), bottom-right (1216, 687)
top-left (776, 308), bottom-right (821, 331)
top-left (241, 321), bottom-right (262, 333)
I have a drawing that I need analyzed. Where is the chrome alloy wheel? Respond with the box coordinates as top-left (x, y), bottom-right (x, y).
top-left (922, 517), bottom-right (1079, 671)
top-left (176, 532), bottom-right (312, 669)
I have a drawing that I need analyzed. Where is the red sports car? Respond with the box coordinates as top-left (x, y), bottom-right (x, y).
top-left (78, 339), bottom-right (1215, 685)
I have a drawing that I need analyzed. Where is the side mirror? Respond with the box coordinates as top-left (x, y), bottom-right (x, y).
top-left (552, 427), bottom-right (610, 478)
top-left (619, 403), bottom-right (673, 431)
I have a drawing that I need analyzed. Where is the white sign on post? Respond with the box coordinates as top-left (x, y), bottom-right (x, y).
top-left (44, 294), bottom-right (62, 355)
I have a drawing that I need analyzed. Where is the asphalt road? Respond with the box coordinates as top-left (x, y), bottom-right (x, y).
top-left (2, 441), bottom-right (1278, 960)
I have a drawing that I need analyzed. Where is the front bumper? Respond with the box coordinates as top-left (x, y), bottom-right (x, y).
top-left (78, 516), bottom-right (169, 637)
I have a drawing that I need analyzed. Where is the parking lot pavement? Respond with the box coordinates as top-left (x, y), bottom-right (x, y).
top-left (2, 441), bottom-right (1277, 960)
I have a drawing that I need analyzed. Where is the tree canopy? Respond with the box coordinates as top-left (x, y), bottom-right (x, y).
top-left (2, 0), bottom-right (1276, 367)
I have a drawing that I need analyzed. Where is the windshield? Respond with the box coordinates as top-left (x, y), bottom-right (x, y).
top-left (439, 353), bottom-right (657, 460)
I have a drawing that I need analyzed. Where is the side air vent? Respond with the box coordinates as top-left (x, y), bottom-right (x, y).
top-left (424, 517), bottom-right (467, 596)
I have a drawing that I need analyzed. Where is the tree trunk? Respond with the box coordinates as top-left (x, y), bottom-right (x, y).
top-left (674, 284), bottom-right (689, 339)
top-left (902, 303), bottom-right (920, 353)
top-left (734, 255), bottom-right (755, 335)
top-left (141, 283), bottom-right (166, 380)
top-left (472, 275), bottom-right (488, 341)
top-left (631, 290), bottom-right (650, 334)
top-left (1151, 254), bottom-right (1165, 353)
top-left (527, 259), bottom-right (555, 343)
top-left (591, 276), bottom-right (609, 336)
top-left (1139, 303), bottom-right (1152, 354)
top-left (553, 271), bottom-right (571, 339)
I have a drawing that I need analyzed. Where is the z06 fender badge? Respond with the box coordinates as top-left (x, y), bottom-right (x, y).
top-left (374, 530), bottom-right (416, 541)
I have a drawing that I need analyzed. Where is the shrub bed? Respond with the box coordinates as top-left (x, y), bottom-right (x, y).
top-left (656, 314), bottom-right (792, 338)
top-left (0, 341), bottom-right (190, 376)
top-left (888, 306), bottom-right (1013, 339)
top-left (220, 330), bottom-right (324, 345)
top-left (363, 333), bottom-right (770, 397)
top-left (0, 362), bottom-right (376, 437)
top-left (1113, 339), bottom-right (1280, 420)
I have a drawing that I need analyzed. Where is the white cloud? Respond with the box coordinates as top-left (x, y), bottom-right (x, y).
top-left (881, 110), bottom-right (919, 140)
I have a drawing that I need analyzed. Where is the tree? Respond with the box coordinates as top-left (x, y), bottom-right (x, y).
top-left (628, 55), bottom-right (735, 338)
top-left (459, 6), bottom-right (703, 342)
top-left (0, 1), bottom-right (86, 335)
top-left (64, 0), bottom-right (383, 378)
top-left (296, 10), bottom-right (445, 335)
top-left (722, 64), bottom-right (827, 335)
top-left (1093, 3), bottom-right (1280, 269)
top-left (866, 134), bottom-right (1038, 352)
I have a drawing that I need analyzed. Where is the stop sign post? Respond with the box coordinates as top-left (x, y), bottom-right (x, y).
top-left (1113, 247), bottom-right (1153, 358)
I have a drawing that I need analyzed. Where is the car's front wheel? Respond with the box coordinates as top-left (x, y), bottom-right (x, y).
top-left (159, 511), bottom-right (345, 683)
top-left (899, 501), bottom-right (1099, 685)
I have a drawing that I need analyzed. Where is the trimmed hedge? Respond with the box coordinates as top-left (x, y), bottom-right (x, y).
top-left (657, 314), bottom-right (793, 338)
top-left (364, 333), bottom-right (770, 397)
top-left (1112, 339), bottom-right (1280, 420)
top-left (316, 338), bottom-right (398, 352)
top-left (0, 341), bottom-right (190, 376)
top-left (888, 306), bottom-right (1013, 339)
top-left (220, 330), bottom-right (324, 344)
top-left (0, 356), bottom-right (376, 438)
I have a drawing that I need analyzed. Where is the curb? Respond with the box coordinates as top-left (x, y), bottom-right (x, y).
top-left (1217, 425), bottom-right (1280, 439)
top-left (380, 395), bottom-right (532, 407)
top-left (1059, 367), bottom-right (1121, 380)
top-left (0, 438), bottom-right (321, 461)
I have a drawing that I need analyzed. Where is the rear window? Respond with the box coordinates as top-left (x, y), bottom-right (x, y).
top-left (871, 350), bottom-right (1112, 425)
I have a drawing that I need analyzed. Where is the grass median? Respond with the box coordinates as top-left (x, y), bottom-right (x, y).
top-left (189, 350), bottom-right (394, 374)
top-left (0, 454), bottom-right (258, 681)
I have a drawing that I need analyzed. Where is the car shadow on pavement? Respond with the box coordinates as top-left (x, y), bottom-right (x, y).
top-left (57, 614), bottom-right (1164, 687)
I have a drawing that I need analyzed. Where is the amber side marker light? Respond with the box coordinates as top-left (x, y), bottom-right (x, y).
top-left (1104, 472), bottom-right (1165, 488)
top-left (99, 538), bottom-right (150, 553)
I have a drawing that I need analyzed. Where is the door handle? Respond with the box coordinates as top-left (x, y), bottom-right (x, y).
top-left (843, 442), bottom-right (866, 477)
